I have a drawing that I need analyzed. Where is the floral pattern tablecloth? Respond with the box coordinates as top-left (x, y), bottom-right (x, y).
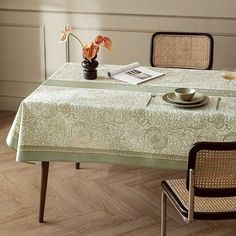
top-left (7, 63), bottom-right (236, 169)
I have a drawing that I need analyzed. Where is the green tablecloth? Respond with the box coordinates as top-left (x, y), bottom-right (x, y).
top-left (6, 63), bottom-right (236, 170)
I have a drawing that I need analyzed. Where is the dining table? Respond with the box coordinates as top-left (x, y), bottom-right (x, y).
top-left (6, 63), bottom-right (236, 222)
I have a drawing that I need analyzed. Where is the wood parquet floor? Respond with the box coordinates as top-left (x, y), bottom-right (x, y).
top-left (0, 111), bottom-right (235, 236)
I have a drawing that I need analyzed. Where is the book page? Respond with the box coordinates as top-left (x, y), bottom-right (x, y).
top-left (108, 62), bottom-right (139, 77)
top-left (108, 63), bottom-right (164, 85)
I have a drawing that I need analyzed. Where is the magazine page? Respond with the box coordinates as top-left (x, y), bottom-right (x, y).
top-left (107, 62), bottom-right (164, 85)
top-left (108, 62), bottom-right (139, 77)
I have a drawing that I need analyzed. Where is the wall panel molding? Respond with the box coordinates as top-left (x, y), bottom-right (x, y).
top-left (0, 9), bottom-right (236, 21)
top-left (0, 81), bottom-right (41, 98)
top-left (0, 23), bottom-right (46, 83)
top-left (70, 26), bottom-right (236, 37)
top-left (0, 0), bottom-right (236, 19)
top-left (0, 23), bottom-right (46, 110)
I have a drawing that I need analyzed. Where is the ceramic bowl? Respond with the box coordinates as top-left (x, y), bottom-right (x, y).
top-left (174, 88), bottom-right (196, 101)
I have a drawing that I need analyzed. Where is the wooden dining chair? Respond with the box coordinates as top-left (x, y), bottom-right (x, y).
top-left (161, 141), bottom-right (236, 236)
top-left (150, 32), bottom-right (214, 69)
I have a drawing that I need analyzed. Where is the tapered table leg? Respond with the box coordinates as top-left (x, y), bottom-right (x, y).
top-left (75, 162), bottom-right (80, 169)
top-left (39, 161), bottom-right (49, 223)
top-left (161, 192), bottom-right (167, 236)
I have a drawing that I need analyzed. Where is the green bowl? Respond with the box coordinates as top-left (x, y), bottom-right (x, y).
top-left (174, 88), bottom-right (196, 101)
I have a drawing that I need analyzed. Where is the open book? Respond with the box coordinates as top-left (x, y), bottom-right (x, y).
top-left (107, 62), bottom-right (164, 85)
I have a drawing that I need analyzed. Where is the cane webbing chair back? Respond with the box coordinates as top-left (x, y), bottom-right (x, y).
top-left (151, 32), bottom-right (214, 70)
top-left (161, 142), bottom-right (236, 236)
top-left (187, 142), bottom-right (236, 197)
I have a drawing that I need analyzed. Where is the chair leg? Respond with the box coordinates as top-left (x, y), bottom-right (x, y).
top-left (161, 192), bottom-right (167, 236)
top-left (39, 161), bottom-right (49, 223)
top-left (75, 162), bottom-right (80, 169)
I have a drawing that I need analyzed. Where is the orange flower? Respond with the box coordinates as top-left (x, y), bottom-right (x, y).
top-left (60, 25), bottom-right (72, 42)
top-left (95, 35), bottom-right (112, 51)
top-left (103, 37), bottom-right (112, 51)
top-left (83, 42), bottom-right (99, 62)
top-left (59, 25), bottom-right (112, 61)
top-left (94, 35), bottom-right (104, 45)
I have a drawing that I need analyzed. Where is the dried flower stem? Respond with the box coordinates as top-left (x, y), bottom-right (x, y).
top-left (69, 33), bottom-right (85, 48)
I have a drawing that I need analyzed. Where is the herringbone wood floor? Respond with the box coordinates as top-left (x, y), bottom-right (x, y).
top-left (0, 111), bottom-right (235, 236)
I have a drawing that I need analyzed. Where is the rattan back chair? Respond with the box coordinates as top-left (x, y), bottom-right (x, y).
top-left (151, 32), bottom-right (214, 69)
top-left (161, 142), bottom-right (236, 236)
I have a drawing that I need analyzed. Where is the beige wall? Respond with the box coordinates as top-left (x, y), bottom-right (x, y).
top-left (0, 0), bottom-right (236, 110)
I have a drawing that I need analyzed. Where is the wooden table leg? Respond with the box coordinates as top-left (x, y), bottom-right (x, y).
top-left (75, 162), bottom-right (80, 169)
top-left (39, 161), bottom-right (49, 223)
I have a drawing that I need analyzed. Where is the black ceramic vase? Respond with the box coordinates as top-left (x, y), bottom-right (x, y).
top-left (81, 56), bottom-right (99, 80)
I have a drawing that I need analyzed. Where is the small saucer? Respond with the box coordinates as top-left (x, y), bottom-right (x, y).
top-left (162, 94), bottom-right (209, 108)
top-left (167, 92), bottom-right (205, 104)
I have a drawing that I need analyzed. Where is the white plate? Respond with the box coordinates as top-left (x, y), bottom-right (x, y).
top-left (167, 92), bottom-right (205, 104)
top-left (162, 94), bottom-right (209, 108)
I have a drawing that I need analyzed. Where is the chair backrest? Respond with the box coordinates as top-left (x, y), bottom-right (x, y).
top-left (186, 142), bottom-right (236, 197)
top-left (150, 32), bottom-right (214, 70)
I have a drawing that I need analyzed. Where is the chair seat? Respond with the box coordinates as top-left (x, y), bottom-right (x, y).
top-left (162, 179), bottom-right (236, 220)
